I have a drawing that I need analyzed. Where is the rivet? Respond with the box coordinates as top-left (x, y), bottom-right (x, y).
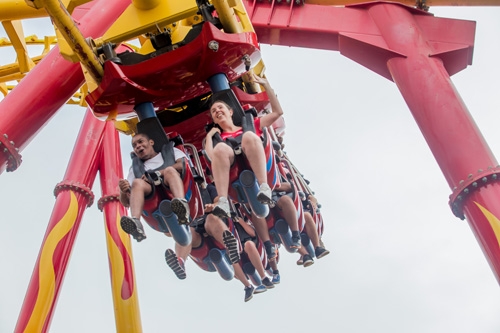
top-left (493, 174), bottom-right (498, 179)
top-left (3, 134), bottom-right (7, 138)
top-left (464, 188), bottom-right (469, 194)
top-left (457, 195), bottom-right (462, 201)
top-left (478, 169), bottom-right (483, 173)
top-left (3, 148), bottom-right (7, 153)
top-left (459, 180), bottom-right (464, 185)
top-left (9, 141), bottom-right (14, 145)
top-left (468, 174), bottom-right (473, 179)
top-left (472, 182), bottom-right (478, 187)
top-left (482, 177), bottom-right (488, 183)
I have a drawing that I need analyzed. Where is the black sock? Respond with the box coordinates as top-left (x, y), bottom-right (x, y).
top-left (273, 270), bottom-right (279, 274)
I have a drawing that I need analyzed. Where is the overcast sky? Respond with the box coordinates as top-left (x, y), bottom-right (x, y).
top-left (0, 5), bottom-right (499, 333)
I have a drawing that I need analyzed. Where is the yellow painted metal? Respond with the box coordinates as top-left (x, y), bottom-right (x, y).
top-left (0, 0), bottom-right (47, 21)
top-left (61, 0), bottom-right (93, 14)
top-left (2, 20), bottom-right (35, 73)
top-left (105, 208), bottom-right (143, 333)
top-left (212, 0), bottom-right (243, 33)
top-left (100, 1), bottom-right (199, 45)
top-left (131, 0), bottom-right (161, 10)
top-left (30, 0), bottom-right (103, 84)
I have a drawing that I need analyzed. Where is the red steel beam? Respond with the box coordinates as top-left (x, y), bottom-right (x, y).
top-left (15, 110), bottom-right (103, 332)
top-left (244, 0), bottom-right (500, 283)
top-left (0, 0), bottom-right (130, 174)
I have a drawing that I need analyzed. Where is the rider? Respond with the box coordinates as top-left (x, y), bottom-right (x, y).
top-left (118, 133), bottom-right (191, 242)
top-left (204, 73), bottom-right (284, 219)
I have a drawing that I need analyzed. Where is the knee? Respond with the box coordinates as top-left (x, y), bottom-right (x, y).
top-left (241, 132), bottom-right (261, 147)
top-left (212, 143), bottom-right (234, 160)
top-left (244, 241), bottom-right (256, 252)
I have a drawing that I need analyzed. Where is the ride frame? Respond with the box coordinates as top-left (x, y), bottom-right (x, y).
top-left (0, 0), bottom-right (499, 332)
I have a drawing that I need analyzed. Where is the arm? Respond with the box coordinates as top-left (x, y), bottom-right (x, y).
top-left (118, 179), bottom-right (131, 207)
top-left (250, 73), bottom-right (284, 129)
top-left (204, 127), bottom-right (221, 161)
top-left (236, 217), bottom-right (256, 237)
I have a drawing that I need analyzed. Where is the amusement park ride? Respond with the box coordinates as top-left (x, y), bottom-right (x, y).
top-left (1, 0), bottom-right (500, 332)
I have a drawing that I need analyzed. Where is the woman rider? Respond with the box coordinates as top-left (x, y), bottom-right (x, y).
top-left (204, 73), bottom-right (284, 218)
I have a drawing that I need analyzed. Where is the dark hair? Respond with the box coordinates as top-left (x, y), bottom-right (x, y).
top-left (132, 132), bottom-right (151, 141)
top-left (209, 99), bottom-right (232, 110)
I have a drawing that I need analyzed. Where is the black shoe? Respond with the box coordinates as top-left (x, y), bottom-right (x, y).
top-left (261, 277), bottom-right (275, 289)
top-left (165, 249), bottom-right (186, 280)
top-left (315, 246), bottom-right (330, 259)
top-left (171, 198), bottom-right (190, 225)
top-left (223, 230), bottom-right (240, 264)
top-left (244, 285), bottom-right (254, 302)
top-left (265, 243), bottom-right (277, 261)
top-left (290, 235), bottom-right (301, 249)
top-left (302, 254), bottom-right (314, 267)
top-left (120, 216), bottom-right (147, 242)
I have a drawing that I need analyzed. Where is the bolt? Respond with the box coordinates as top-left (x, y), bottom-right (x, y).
top-left (472, 182), bottom-right (478, 187)
top-left (468, 174), bottom-right (473, 179)
top-left (482, 177), bottom-right (488, 183)
top-left (3, 134), bottom-right (7, 138)
top-left (10, 141), bottom-right (14, 145)
top-left (457, 195), bottom-right (462, 201)
top-left (493, 174), bottom-right (498, 179)
top-left (208, 40), bottom-right (219, 52)
top-left (464, 188), bottom-right (469, 194)
top-left (459, 180), bottom-right (464, 186)
top-left (478, 169), bottom-right (483, 173)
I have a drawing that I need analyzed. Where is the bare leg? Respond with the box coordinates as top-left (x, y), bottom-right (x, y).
top-left (210, 143), bottom-right (235, 198)
top-left (304, 212), bottom-right (320, 248)
top-left (233, 264), bottom-right (252, 288)
top-left (161, 166), bottom-right (185, 198)
top-left (241, 132), bottom-right (267, 185)
top-left (277, 196), bottom-right (299, 232)
top-left (205, 214), bottom-right (228, 244)
top-left (129, 178), bottom-right (152, 219)
top-left (251, 213), bottom-right (271, 242)
top-left (244, 241), bottom-right (267, 279)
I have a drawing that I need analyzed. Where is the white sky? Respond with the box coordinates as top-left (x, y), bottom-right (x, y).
top-left (1, 5), bottom-right (500, 333)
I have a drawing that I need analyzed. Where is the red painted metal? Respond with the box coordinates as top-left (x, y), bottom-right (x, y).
top-left (243, 0), bottom-right (500, 282)
top-left (98, 121), bottom-right (143, 332)
top-left (0, 0), bottom-right (131, 174)
top-left (86, 23), bottom-right (261, 119)
top-left (16, 110), bottom-right (104, 332)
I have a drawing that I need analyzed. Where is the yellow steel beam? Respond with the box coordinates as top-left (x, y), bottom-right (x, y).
top-left (24, 0), bottom-right (103, 84)
top-left (0, 0), bottom-right (47, 21)
top-left (100, 1), bottom-right (199, 45)
top-left (2, 20), bottom-right (35, 73)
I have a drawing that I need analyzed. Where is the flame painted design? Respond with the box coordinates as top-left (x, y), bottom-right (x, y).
top-left (474, 202), bottom-right (500, 248)
top-left (25, 192), bottom-right (78, 332)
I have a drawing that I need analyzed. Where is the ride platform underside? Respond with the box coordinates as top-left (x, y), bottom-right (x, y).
top-left (1, 0), bottom-right (500, 332)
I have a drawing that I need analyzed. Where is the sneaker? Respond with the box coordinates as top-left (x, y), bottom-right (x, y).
top-left (290, 235), bottom-right (301, 249)
top-left (244, 285), bottom-right (254, 302)
top-left (296, 256), bottom-right (303, 266)
top-left (120, 216), bottom-right (147, 242)
top-left (212, 196), bottom-right (230, 219)
top-left (257, 183), bottom-right (272, 204)
top-left (254, 284), bottom-right (267, 294)
top-left (223, 230), bottom-right (240, 264)
top-left (265, 243), bottom-right (277, 261)
top-left (315, 246), bottom-right (330, 259)
top-left (302, 254), bottom-right (314, 267)
top-left (165, 249), bottom-right (186, 279)
top-left (171, 198), bottom-right (190, 225)
top-left (272, 273), bottom-right (280, 284)
top-left (261, 277), bottom-right (275, 289)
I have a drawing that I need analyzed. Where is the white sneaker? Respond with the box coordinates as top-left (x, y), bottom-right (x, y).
top-left (213, 196), bottom-right (230, 219)
top-left (257, 183), bottom-right (272, 204)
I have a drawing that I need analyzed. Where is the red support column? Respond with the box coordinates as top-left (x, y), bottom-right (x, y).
top-left (0, 0), bottom-right (130, 174)
top-left (366, 3), bottom-right (500, 283)
top-left (15, 110), bottom-right (104, 333)
top-left (98, 122), bottom-right (143, 332)
top-left (244, 1), bottom-right (500, 283)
